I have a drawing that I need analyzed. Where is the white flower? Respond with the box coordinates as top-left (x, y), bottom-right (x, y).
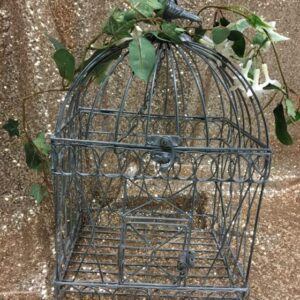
top-left (230, 59), bottom-right (253, 92)
top-left (246, 64), bottom-right (281, 98)
top-left (260, 63), bottom-right (281, 89)
top-left (199, 35), bottom-right (214, 48)
top-left (241, 60), bottom-right (253, 82)
top-left (247, 68), bottom-right (264, 98)
top-left (199, 37), bottom-right (237, 61)
top-left (264, 21), bottom-right (289, 43)
top-left (215, 40), bottom-right (236, 60)
top-left (227, 19), bottom-right (251, 33)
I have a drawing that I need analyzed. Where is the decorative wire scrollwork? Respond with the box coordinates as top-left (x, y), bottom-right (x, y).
top-left (52, 21), bottom-right (271, 299)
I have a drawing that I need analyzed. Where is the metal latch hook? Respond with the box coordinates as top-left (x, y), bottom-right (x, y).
top-left (147, 136), bottom-right (182, 172)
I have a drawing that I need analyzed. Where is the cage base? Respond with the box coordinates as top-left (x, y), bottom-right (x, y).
top-left (55, 222), bottom-right (247, 300)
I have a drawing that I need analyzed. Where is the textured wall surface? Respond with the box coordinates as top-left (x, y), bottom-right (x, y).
top-left (0, 0), bottom-right (299, 299)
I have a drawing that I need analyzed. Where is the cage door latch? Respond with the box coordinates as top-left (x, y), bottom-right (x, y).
top-left (176, 250), bottom-right (196, 284)
top-left (147, 136), bottom-right (182, 172)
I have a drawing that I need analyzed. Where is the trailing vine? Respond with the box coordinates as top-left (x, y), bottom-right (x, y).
top-left (2, 0), bottom-right (299, 203)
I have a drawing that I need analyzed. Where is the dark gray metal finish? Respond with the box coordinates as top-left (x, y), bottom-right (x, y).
top-left (148, 135), bottom-right (181, 171)
top-left (163, 0), bottom-right (201, 22)
top-left (52, 36), bottom-right (271, 300)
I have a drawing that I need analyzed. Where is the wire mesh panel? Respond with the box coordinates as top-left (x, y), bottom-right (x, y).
top-left (52, 39), bottom-right (271, 300)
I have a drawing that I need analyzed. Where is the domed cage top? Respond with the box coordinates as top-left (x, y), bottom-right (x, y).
top-left (51, 37), bottom-right (272, 300)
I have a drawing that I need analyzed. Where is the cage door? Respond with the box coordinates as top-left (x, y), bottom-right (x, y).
top-left (118, 215), bottom-right (195, 286)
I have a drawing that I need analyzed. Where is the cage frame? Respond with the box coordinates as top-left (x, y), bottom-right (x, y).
top-left (51, 39), bottom-right (272, 300)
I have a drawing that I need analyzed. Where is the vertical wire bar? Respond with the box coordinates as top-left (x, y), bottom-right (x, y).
top-left (53, 39), bottom-right (271, 299)
top-left (206, 182), bottom-right (254, 278)
top-left (114, 74), bottom-right (134, 141)
top-left (52, 143), bottom-right (65, 283)
top-left (73, 174), bottom-right (105, 282)
top-left (84, 51), bottom-right (129, 140)
top-left (163, 45), bottom-right (170, 116)
top-left (169, 45), bottom-right (186, 120)
top-left (186, 43), bottom-right (243, 148)
top-left (118, 178), bottom-right (127, 284)
top-left (145, 47), bottom-right (164, 141)
top-left (56, 47), bottom-right (126, 135)
top-left (168, 47), bottom-right (181, 135)
top-left (176, 45), bottom-right (210, 147)
top-left (219, 59), bottom-right (266, 146)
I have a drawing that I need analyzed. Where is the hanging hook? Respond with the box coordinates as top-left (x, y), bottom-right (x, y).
top-left (163, 0), bottom-right (202, 23)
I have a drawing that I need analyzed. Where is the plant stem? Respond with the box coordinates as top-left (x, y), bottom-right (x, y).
top-left (184, 25), bottom-right (207, 30)
top-left (21, 88), bottom-right (67, 200)
top-left (288, 87), bottom-right (299, 96)
top-left (263, 29), bottom-right (290, 99)
top-left (22, 88), bottom-right (67, 143)
top-left (22, 88), bottom-right (67, 128)
top-left (263, 91), bottom-right (278, 111)
top-left (42, 163), bottom-right (52, 194)
top-left (136, 17), bottom-right (163, 24)
top-left (213, 11), bottom-right (218, 25)
top-left (83, 31), bottom-right (104, 61)
top-left (197, 5), bottom-right (249, 19)
top-left (250, 38), bottom-right (268, 63)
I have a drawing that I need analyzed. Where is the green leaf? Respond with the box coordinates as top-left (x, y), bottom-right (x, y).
top-left (228, 19), bottom-right (250, 32)
top-left (79, 48), bottom-right (122, 83)
top-left (228, 30), bottom-right (246, 57)
top-left (94, 61), bottom-right (114, 84)
top-left (24, 141), bottom-right (43, 170)
top-left (149, 31), bottom-right (170, 42)
top-left (47, 34), bottom-right (75, 82)
top-left (228, 30), bottom-right (243, 41)
top-left (31, 183), bottom-right (49, 204)
top-left (129, 37), bottom-right (156, 81)
top-left (93, 50), bottom-right (122, 84)
top-left (53, 48), bottom-right (75, 82)
top-left (291, 111), bottom-right (300, 122)
top-left (103, 10), bottom-right (136, 39)
top-left (285, 99), bottom-right (296, 119)
top-left (232, 38), bottom-right (246, 57)
top-left (193, 26), bottom-right (207, 42)
top-left (161, 22), bottom-right (183, 43)
top-left (265, 29), bottom-right (289, 43)
top-left (78, 49), bottom-right (102, 71)
top-left (247, 14), bottom-right (271, 29)
top-left (263, 83), bottom-right (287, 95)
top-left (220, 17), bottom-right (230, 27)
top-left (252, 32), bottom-right (267, 46)
top-left (112, 9), bottom-right (132, 23)
top-left (175, 27), bottom-right (186, 33)
top-left (2, 118), bottom-right (20, 137)
top-left (129, 0), bottom-right (162, 18)
top-left (156, 0), bottom-right (167, 17)
top-left (212, 27), bottom-right (230, 44)
top-left (33, 132), bottom-right (50, 156)
top-left (24, 132), bottom-right (49, 170)
top-left (46, 34), bottom-right (65, 51)
top-left (236, 19), bottom-right (250, 32)
top-left (124, 10), bottom-right (137, 21)
top-left (146, 0), bottom-right (163, 9)
top-left (273, 104), bottom-right (293, 145)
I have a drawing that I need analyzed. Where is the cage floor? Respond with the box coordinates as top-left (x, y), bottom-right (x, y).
top-left (58, 218), bottom-right (246, 300)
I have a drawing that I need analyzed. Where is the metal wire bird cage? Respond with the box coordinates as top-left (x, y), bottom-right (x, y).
top-left (51, 12), bottom-right (272, 300)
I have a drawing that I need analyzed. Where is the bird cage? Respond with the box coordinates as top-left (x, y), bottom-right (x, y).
top-left (51, 8), bottom-right (271, 299)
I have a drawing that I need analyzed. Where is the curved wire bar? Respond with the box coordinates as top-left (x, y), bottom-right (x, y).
top-left (55, 40), bottom-right (269, 148)
top-left (52, 37), bottom-right (272, 300)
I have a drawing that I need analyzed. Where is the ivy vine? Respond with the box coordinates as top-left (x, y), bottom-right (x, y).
top-left (2, 0), bottom-right (299, 203)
